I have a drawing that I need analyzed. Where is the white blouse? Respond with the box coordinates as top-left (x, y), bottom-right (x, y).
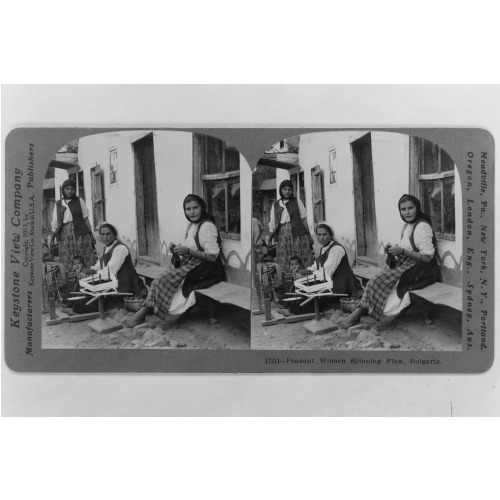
top-left (185, 221), bottom-right (220, 255)
top-left (307, 241), bottom-right (345, 278)
top-left (268, 198), bottom-right (307, 232)
top-left (399, 221), bottom-right (435, 256)
top-left (91, 241), bottom-right (129, 277)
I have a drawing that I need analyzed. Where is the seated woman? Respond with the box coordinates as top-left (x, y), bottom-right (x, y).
top-left (91, 223), bottom-right (146, 300)
top-left (307, 223), bottom-right (358, 295)
top-left (285, 224), bottom-right (358, 315)
top-left (123, 194), bottom-right (225, 328)
top-left (338, 194), bottom-right (441, 329)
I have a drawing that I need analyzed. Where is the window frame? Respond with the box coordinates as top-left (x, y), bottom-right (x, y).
top-left (328, 148), bottom-right (337, 184)
top-left (109, 147), bottom-right (118, 186)
top-left (409, 137), bottom-right (455, 241)
top-left (202, 170), bottom-right (241, 240)
top-left (194, 134), bottom-right (241, 240)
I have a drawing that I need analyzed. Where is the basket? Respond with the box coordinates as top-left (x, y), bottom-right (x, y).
top-left (124, 297), bottom-right (143, 312)
top-left (340, 298), bottom-right (358, 313)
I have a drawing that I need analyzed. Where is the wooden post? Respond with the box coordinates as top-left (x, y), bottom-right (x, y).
top-left (314, 296), bottom-right (321, 321)
top-left (98, 295), bottom-right (106, 320)
top-left (42, 282), bottom-right (49, 313)
top-left (49, 296), bottom-right (56, 320)
top-left (264, 297), bottom-right (272, 321)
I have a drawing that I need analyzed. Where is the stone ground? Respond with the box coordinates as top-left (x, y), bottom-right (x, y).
top-left (42, 302), bottom-right (250, 350)
top-left (251, 297), bottom-right (462, 351)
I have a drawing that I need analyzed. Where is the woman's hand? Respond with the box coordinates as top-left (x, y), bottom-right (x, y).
top-left (387, 244), bottom-right (405, 256)
top-left (172, 244), bottom-right (189, 256)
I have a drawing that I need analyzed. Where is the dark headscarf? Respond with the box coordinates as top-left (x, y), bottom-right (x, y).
top-left (279, 179), bottom-right (294, 200)
top-left (183, 194), bottom-right (216, 224)
top-left (61, 179), bottom-right (76, 199)
top-left (398, 194), bottom-right (432, 225)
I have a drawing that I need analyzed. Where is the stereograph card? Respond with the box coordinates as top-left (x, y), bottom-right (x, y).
top-left (3, 122), bottom-right (494, 373)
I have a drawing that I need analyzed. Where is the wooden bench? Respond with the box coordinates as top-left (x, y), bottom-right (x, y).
top-left (194, 281), bottom-right (251, 325)
top-left (353, 264), bottom-right (462, 310)
top-left (135, 264), bottom-right (165, 284)
top-left (352, 264), bottom-right (383, 285)
top-left (409, 282), bottom-right (462, 312)
top-left (136, 265), bottom-right (251, 322)
top-left (194, 282), bottom-right (251, 312)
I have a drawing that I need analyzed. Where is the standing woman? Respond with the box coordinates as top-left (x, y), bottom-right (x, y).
top-left (338, 194), bottom-right (441, 328)
top-left (123, 194), bottom-right (225, 328)
top-left (51, 179), bottom-right (96, 272)
top-left (269, 179), bottom-right (314, 270)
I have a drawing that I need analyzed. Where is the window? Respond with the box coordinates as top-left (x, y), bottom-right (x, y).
top-left (410, 137), bottom-right (455, 240)
top-left (289, 169), bottom-right (306, 207)
top-left (91, 165), bottom-right (105, 230)
top-left (311, 165), bottom-right (325, 226)
top-left (68, 170), bottom-right (86, 201)
top-left (193, 134), bottom-right (241, 239)
top-left (109, 147), bottom-right (118, 186)
top-left (329, 148), bottom-right (337, 184)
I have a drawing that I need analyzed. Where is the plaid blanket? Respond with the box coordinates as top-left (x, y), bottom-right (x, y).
top-left (143, 257), bottom-right (200, 320)
top-left (360, 256), bottom-right (416, 320)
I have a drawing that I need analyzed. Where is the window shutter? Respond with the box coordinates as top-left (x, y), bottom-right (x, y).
top-left (311, 165), bottom-right (324, 226)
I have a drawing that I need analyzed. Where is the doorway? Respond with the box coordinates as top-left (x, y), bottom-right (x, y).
top-left (351, 133), bottom-right (378, 263)
top-left (133, 133), bottom-right (160, 263)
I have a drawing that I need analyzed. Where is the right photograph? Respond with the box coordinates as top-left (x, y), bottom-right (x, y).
top-left (251, 131), bottom-right (463, 351)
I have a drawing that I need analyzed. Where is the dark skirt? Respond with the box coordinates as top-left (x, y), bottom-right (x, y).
top-left (182, 257), bottom-right (225, 297)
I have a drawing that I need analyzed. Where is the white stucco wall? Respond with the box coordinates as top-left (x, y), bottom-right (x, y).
top-left (53, 168), bottom-right (69, 202)
top-left (297, 131), bottom-right (463, 282)
top-left (76, 130), bottom-right (251, 284)
top-left (78, 130), bottom-right (141, 245)
top-left (224, 155), bottom-right (252, 278)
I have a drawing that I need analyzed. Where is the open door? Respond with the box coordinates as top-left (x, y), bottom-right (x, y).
top-left (133, 133), bottom-right (160, 264)
top-left (351, 133), bottom-right (378, 264)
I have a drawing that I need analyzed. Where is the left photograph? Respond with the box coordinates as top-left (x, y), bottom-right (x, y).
top-left (41, 130), bottom-right (251, 349)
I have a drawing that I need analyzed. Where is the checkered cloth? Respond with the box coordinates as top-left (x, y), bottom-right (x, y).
top-left (143, 256), bottom-right (200, 320)
top-left (360, 256), bottom-right (416, 320)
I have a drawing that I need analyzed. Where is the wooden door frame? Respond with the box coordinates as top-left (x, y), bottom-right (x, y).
top-left (133, 132), bottom-right (160, 264)
top-left (351, 133), bottom-right (378, 265)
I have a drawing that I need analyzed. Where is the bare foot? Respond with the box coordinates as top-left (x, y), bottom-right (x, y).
top-left (122, 307), bottom-right (149, 328)
top-left (337, 307), bottom-right (365, 329)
